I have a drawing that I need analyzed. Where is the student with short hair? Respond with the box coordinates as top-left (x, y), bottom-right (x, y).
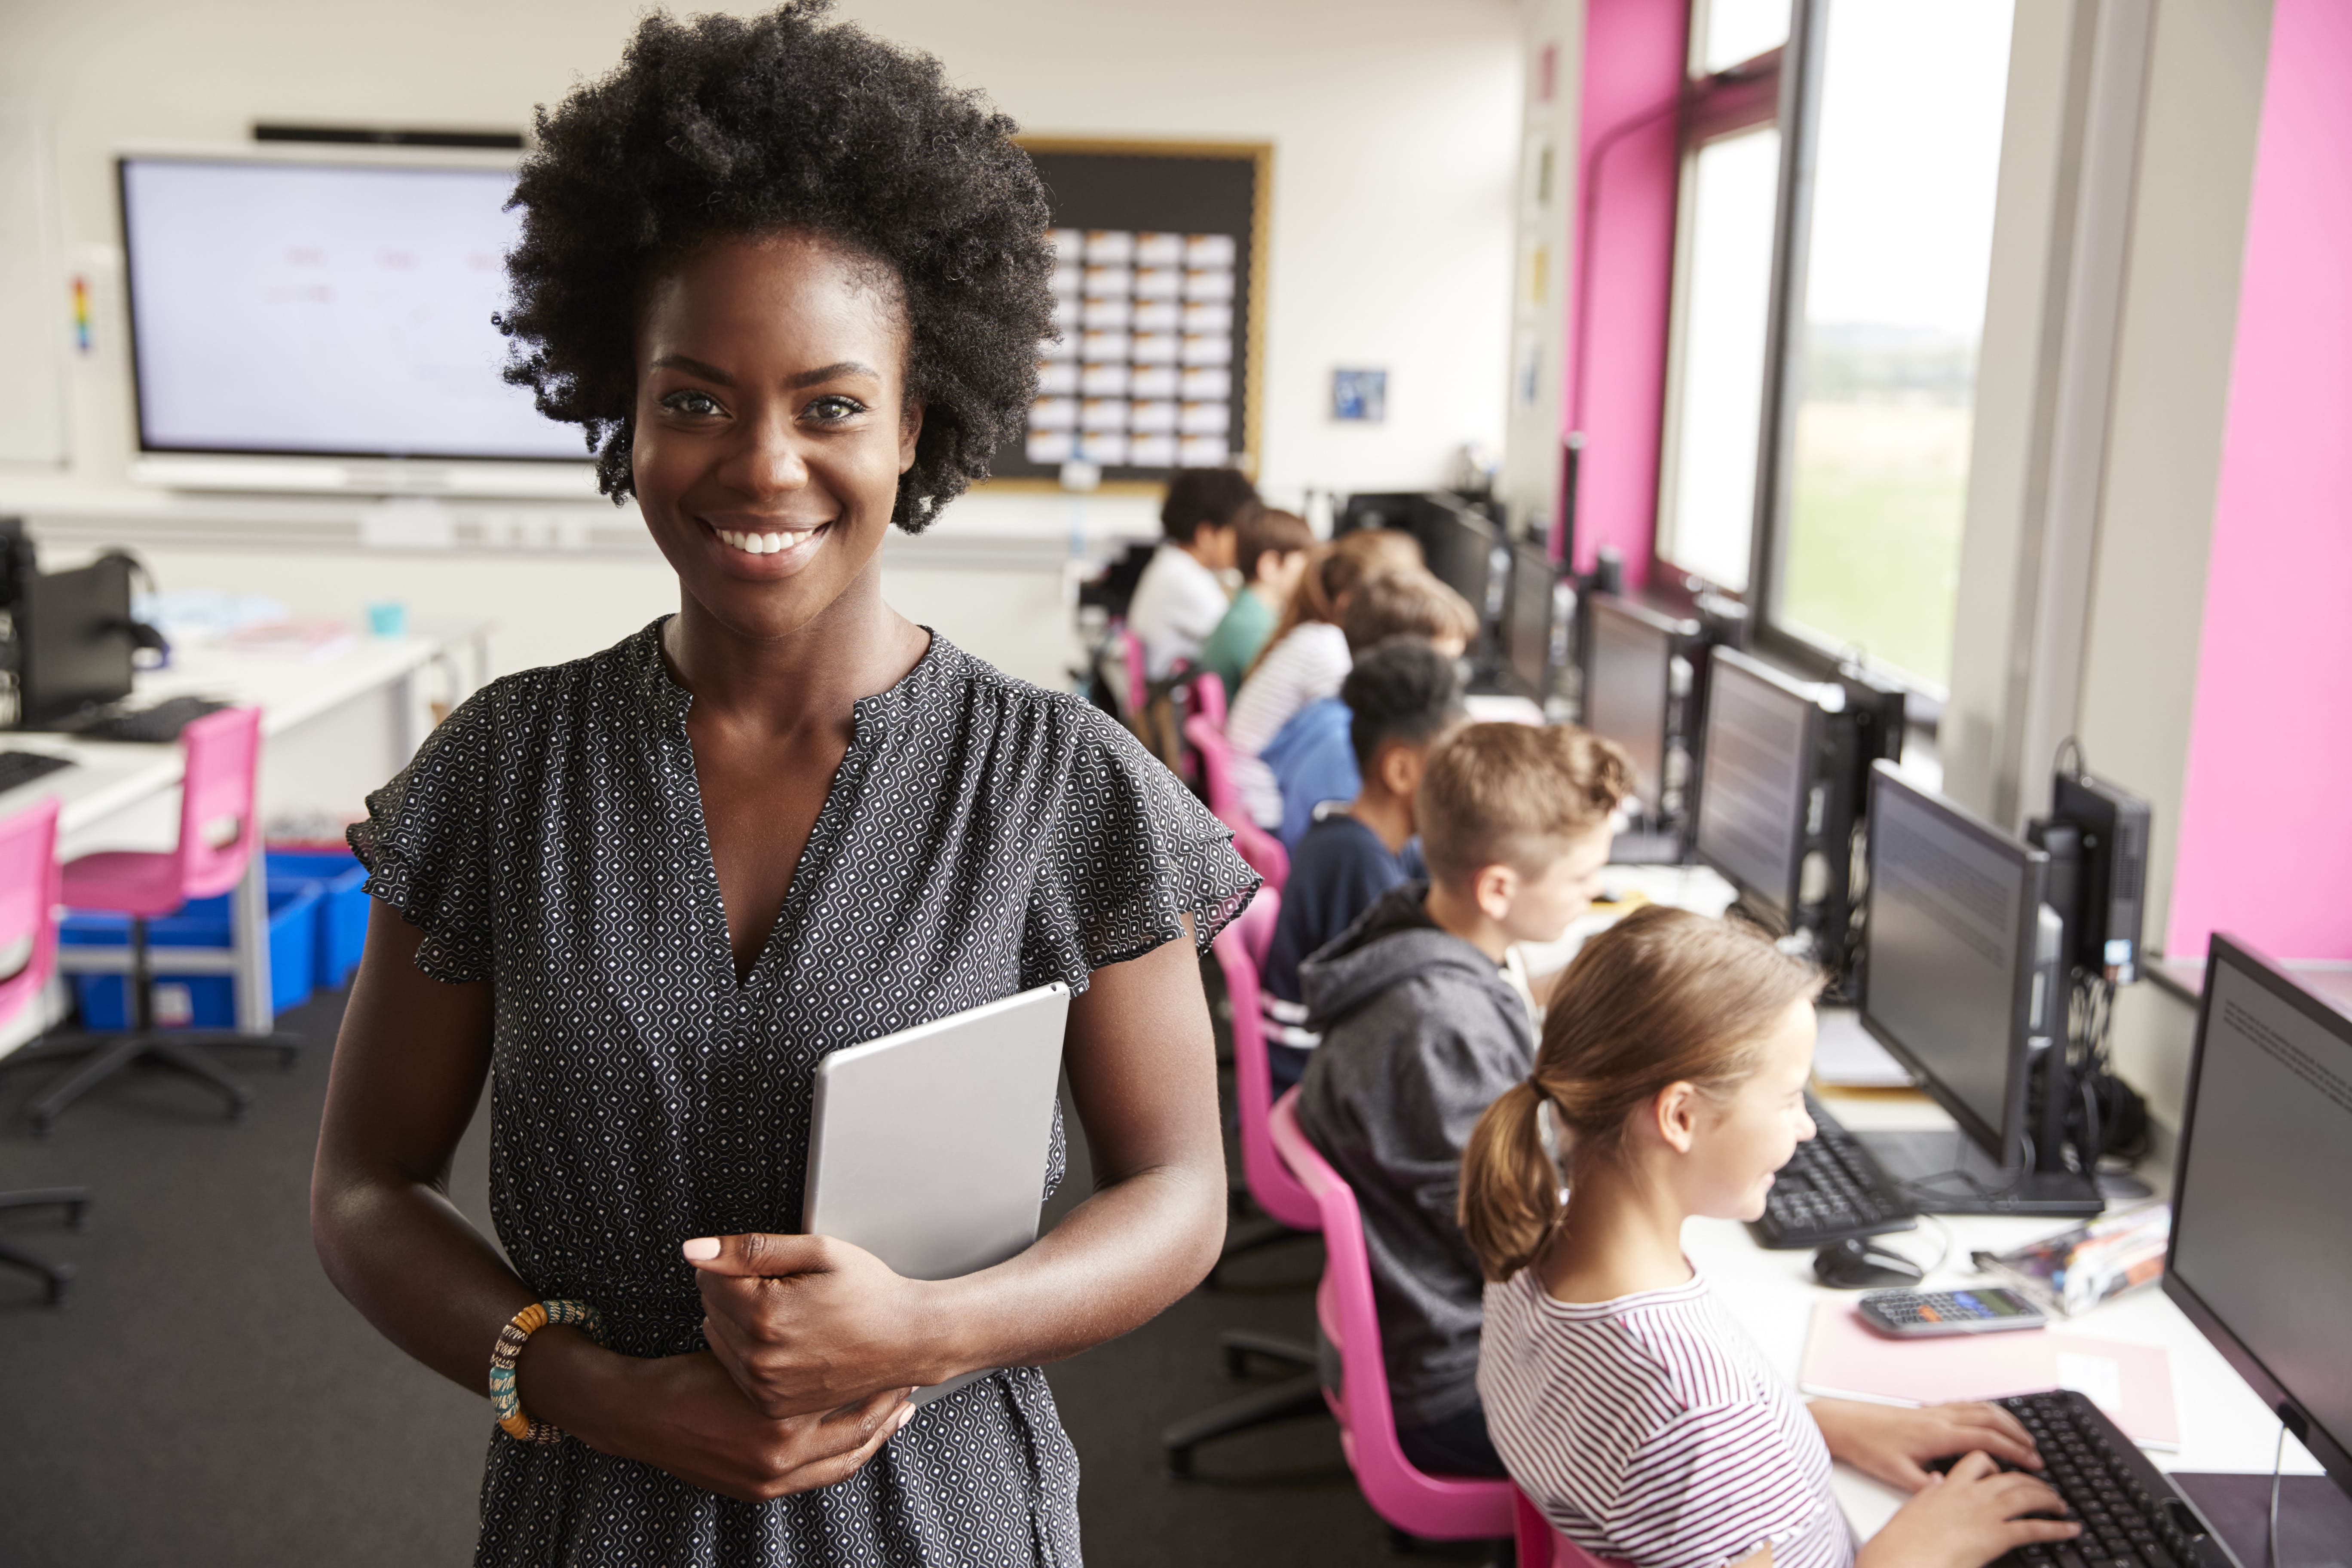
top-left (1466, 906), bottom-right (2082, 1568)
top-left (1196, 508), bottom-right (1315, 696)
top-left (1260, 638), bottom-right (1466, 1092)
top-left (1127, 468), bottom-right (1259, 678)
top-left (1295, 721), bottom-right (1631, 1479)
top-left (1260, 570), bottom-right (1480, 847)
top-left (1226, 529), bottom-right (1423, 824)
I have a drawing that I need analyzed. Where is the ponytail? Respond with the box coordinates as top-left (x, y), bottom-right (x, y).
top-left (1456, 906), bottom-right (1825, 1283)
top-left (1459, 1080), bottom-right (1562, 1283)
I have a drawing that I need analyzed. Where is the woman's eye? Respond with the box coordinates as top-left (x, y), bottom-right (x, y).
top-left (660, 389), bottom-right (723, 418)
top-left (805, 395), bottom-right (867, 424)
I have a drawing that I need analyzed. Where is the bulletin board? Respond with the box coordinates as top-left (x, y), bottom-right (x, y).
top-left (988, 137), bottom-right (1271, 489)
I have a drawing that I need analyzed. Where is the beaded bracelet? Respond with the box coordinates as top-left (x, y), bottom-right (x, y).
top-left (488, 1299), bottom-right (604, 1442)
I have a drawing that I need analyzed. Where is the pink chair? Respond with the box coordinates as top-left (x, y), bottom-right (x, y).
top-left (1270, 1090), bottom-right (1517, 1544)
top-left (1189, 669), bottom-right (1229, 732)
top-left (1162, 889), bottom-right (1329, 1473)
top-left (1514, 1490), bottom-right (1633, 1568)
top-left (11, 707), bottom-right (299, 1133)
top-left (1116, 622), bottom-right (1151, 723)
top-left (1182, 714), bottom-right (1290, 893)
top-left (0, 797), bottom-right (92, 1303)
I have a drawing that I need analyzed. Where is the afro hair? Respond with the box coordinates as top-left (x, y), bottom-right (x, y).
top-left (496, 1), bottom-right (1056, 530)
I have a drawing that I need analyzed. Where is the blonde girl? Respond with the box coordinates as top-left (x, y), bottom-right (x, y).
top-left (1461, 906), bottom-right (2083, 1568)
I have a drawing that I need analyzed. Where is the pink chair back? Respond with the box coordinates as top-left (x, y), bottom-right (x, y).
top-left (1183, 714), bottom-right (1291, 893)
top-left (1268, 1091), bottom-right (1516, 1541)
top-left (1513, 1491), bottom-right (1634, 1568)
top-left (1116, 623), bottom-right (1150, 721)
top-left (0, 796), bottom-right (62, 1029)
top-left (1190, 670), bottom-right (1228, 731)
top-left (1212, 893), bottom-right (1318, 1234)
top-left (175, 706), bottom-right (264, 901)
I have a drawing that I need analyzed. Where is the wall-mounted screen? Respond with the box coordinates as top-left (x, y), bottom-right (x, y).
top-left (118, 155), bottom-right (582, 463)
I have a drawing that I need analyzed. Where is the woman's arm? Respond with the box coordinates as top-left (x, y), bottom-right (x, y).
top-left (688, 922), bottom-right (1228, 1415)
top-left (312, 904), bottom-right (915, 1501)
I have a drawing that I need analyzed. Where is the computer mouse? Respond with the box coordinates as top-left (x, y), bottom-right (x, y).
top-left (1813, 1237), bottom-right (1926, 1290)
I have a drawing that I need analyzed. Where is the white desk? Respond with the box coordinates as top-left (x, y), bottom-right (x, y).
top-left (0, 629), bottom-right (477, 1051)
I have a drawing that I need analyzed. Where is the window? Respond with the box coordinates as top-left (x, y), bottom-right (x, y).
top-left (1693, 0), bottom-right (1791, 76)
top-left (1657, 126), bottom-right (1781, 592)
top-left (1768, 0), bottom-right (2015, 692)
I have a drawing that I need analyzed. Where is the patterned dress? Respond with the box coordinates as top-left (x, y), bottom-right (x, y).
top-left (350, 620), bottom-right (1256, 1568)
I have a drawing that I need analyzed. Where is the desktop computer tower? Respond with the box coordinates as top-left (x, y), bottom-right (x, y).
top-left (2051, 771), bottom-right (2150, 983)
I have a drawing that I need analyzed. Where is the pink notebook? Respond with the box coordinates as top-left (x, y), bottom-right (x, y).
top-left (1798, 1302), bottom-right (2180, 1449)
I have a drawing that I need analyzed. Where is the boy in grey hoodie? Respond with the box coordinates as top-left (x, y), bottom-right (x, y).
top-left (1296, 721), bottom-right (1630, 1478)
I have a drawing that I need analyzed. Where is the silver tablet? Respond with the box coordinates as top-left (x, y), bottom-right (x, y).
top-left (803, 983), bottom-right (1072, 1403)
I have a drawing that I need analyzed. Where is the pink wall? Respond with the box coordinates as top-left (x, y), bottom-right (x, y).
top-left (1561, 0), bottom-right (1687, 588)
top-left (2165, 0), bottom-right (2352, 962)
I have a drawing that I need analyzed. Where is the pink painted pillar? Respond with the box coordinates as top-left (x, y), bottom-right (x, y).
top-left (2166, 0), bottom-right (2352, 962)
top-left (1561, 0), bottom-right (1688, 589)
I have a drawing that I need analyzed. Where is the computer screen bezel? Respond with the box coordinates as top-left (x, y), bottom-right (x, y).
top-left (1858, 760), bottom-right (2047, 1166)
top-left (2164, 933), bottom-right (2352, 1499)
top-left (115, 147), bottom-right (585, 466)
top-left (1582, 593), bottom-right (1680, 820)
top-left (1693, 646), bottom-right (1817, 931)
top-left (1504, 538), bottom-right (1556, 699)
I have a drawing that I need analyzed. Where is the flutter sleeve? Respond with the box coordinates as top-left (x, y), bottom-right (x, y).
top-left (346, 685), bottom-right (502, 985)
top-left (1023, 703), bottom-right (1261, 990)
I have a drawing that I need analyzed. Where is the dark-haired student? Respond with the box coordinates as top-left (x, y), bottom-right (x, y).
top-left (1259, 637), bottom-right (1465, 1093)
top-left (308, 8), bottom-right (1250, 1566)
top-left (1128, 468), bottom-right (1260, 678)
top-left (1197, 507), bottom-right (1314, 696)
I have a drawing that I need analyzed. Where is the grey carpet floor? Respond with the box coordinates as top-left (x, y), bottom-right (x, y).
top-left (0, 983), bottom-right (1496, 1567)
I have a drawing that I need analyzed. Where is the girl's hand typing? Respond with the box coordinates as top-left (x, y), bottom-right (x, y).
top-left (1858, 1451), bottom-right (2081, 1568)
top-left (1810, 1398), bottom-right (2043, 1492)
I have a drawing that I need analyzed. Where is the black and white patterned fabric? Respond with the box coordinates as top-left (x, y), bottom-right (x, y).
top-left (350, 619), bottom-right (1257, 1568)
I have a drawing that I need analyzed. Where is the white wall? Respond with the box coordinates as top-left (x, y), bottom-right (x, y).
top-left (0, 0), bottom-right (1521, 593)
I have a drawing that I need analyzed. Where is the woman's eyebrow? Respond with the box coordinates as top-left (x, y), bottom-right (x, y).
top-left (786, 360), bottom-right (882, 389)
top-left (649, 353), bottom-right (735, 385)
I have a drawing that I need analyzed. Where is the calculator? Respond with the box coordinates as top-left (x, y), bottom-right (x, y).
top-left (1857, 1286), bottom-right (2048, 1337)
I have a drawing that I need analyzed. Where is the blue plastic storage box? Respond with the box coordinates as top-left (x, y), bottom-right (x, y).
top-left (266, 848), bottom-right (371, 991)
top-left (64, 881), bottom-right (321, 1029)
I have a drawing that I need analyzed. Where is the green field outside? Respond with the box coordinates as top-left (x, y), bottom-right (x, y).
top-left (1777, 403), bottom-right (1968, 690)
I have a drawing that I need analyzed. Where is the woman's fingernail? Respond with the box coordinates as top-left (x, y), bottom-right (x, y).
top-left (682, 1237), bottom-right (722, 1261)
top-left (894, 1403), bottom-right (917, 1431)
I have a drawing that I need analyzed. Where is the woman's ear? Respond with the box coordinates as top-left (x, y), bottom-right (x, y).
top-left (898, 398), bottom-right (924, 472)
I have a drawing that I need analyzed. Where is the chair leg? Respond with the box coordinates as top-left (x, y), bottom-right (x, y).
top-left (0, 1237), bottom-right (74, 1306)
top-left (1218, 1329), bottom-right (1315, 1378)
top-left (0, 1188), bottom-right (92, 1228)
top-left (1206, 1213), bottom-right (1309, 1287)
top-left (147, 1040), bottom-right (256, 1120)
top-left (172, 1029), bottom-right (306, 1072)
top-left (1161, 1371), bottom-right (1327, 1476)
top-left (25, 1036), bottom-right (152, 1135)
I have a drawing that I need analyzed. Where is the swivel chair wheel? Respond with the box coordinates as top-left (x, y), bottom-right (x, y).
top-left (29, 1109), bottom-right (53, 1138)
top-left (227, 1093), bottom-right (253, 1123)
top-left (43, 1261), bottom-right (74, 1307)
top-left (278, 1045), bottom-right (299, 1071)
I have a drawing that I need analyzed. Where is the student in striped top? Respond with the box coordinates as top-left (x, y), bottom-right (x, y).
top-left (1461, 907), bottom-right (2085, 1568)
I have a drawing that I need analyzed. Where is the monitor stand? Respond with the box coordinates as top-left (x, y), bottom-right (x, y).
top-left (2168, 1472), bottom-right (2352, 1568)
top-left (1853, 1127), bottom-right (2104, 1216)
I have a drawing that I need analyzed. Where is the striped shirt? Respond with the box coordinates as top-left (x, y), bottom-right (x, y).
top-left (1479, 1265), bottom-right (1854, 1568)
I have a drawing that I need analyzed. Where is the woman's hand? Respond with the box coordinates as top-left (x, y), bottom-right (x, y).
top-left (684, 1232), bottom-right (943, 1418)
top-left (1858, 1451), bottom-right (2080, 1568)
top-left (1810, 1398), bottom-right (2043, 1492)
top-left (523, 1327), bottom-right (916, 1503)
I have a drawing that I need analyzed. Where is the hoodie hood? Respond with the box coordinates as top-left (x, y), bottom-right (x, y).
top-left (1298, 880), bottom-right (1514, 1031)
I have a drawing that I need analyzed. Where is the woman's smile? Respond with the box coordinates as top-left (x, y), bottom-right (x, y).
top-left (704, 515), bottom-right (835, 570)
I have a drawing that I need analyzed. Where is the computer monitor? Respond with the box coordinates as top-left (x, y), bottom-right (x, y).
top-left (1502, 539), bottom-right (1557, 700)
top-left (1581, 594), bottom-right (1680, 822)
top-left (117, 153), bottom-right (582, 464)
top-left (1693, 647), bottom-right (1817, 931)
top-left (15, 557), bottom-right (136, 728)
top-left (1335, 491), bottom-right (1500, 634)
top-left (2167, 935), bottom-right (2352, 1523)
top-left (1857, 762), bottom-right (2095, 1214)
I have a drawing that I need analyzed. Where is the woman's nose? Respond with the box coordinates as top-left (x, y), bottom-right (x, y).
top-left (729, 416), bottom-right (810, 498)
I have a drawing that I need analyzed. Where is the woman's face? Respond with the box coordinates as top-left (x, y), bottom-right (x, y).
top-left (631, 230), bottom-right (919, 642)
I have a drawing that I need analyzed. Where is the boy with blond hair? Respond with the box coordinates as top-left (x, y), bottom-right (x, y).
top-left (1295, 721), bottom-right (1632, 1479)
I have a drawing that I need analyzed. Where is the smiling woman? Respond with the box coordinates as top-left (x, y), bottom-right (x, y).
top-left (307, 6), bottom-right (1255, 1567)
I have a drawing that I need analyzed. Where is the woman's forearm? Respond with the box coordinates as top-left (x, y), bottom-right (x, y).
top-left (919, 1154), bottom-right (1226, 1381)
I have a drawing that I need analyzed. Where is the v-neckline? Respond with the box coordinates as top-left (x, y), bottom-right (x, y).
top-left (644, 621), bottom-right (941, 994)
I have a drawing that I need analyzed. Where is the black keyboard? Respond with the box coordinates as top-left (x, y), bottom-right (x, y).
top-left (1932, 1389), bottom-right (2235, 1568)
top-left (1748, 1093), bottom-right (1918, 1248)
top-left (79, 696), bottom-right (229, 744)
top-left (0, 749), bottom-right (74, 793)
